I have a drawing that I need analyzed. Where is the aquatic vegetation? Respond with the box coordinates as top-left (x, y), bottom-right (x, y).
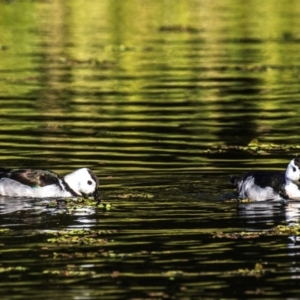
top-left (52, 249), bottom-right (161, 261)
top-left (47, 198), bottom-right (112, 210)
top-left (162, 270), bottom-right (184, 280)
top-left (45, 229), bottom-right (117, 245)
top-left (213, 223), bottom-right (300, 239)
top-left (225, 198), bottom-right (256, 203)
top-left (225, 263), bottom-right (272, 278)
top-left (0, 266), bottom-right (27, 273)
top-left (203, 139), bottom-right (300, 155)
top-left (113, 193), bottom-right (153, 199)
top-left (43, 266), bottom-right (96, 277)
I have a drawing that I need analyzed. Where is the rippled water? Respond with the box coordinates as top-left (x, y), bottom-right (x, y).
top-left (1, 0), bottom-right (300, 299)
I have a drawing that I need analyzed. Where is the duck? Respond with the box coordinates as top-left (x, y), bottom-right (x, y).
top-left (0, 167), bottom-right (100, 202)
top-left (283, 158), bottom-right (300, 199)
top-left (231, 158), bottom-right (300, 201)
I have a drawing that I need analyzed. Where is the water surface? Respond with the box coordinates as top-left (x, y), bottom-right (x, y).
top-left (1, 0), bottom-right (300, 299)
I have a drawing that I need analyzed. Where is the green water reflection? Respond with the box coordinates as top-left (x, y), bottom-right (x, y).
top-left (0, 0), bottom-right (300, 172)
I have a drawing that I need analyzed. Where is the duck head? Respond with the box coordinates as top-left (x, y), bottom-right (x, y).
top-left (63, 168), bottom-right (100, 202)
top-left (285, 158), bottom-right (300, 186)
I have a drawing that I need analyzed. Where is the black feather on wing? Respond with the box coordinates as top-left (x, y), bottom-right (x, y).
top-left (0, 169), bottom-right (60, 187)
top-left (244, 171), bottom-right (285, 192)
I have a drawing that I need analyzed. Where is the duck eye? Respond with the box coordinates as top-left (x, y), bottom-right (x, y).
top-left (293, 167), bottom-right (297, 172)
top-left (87, 180), bottom-right (92, 185)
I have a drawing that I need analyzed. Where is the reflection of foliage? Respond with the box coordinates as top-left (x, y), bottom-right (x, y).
top-left (213, 223), bottom-right (300, 239)
top-left (204, 139), bottom-right (300, 155)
